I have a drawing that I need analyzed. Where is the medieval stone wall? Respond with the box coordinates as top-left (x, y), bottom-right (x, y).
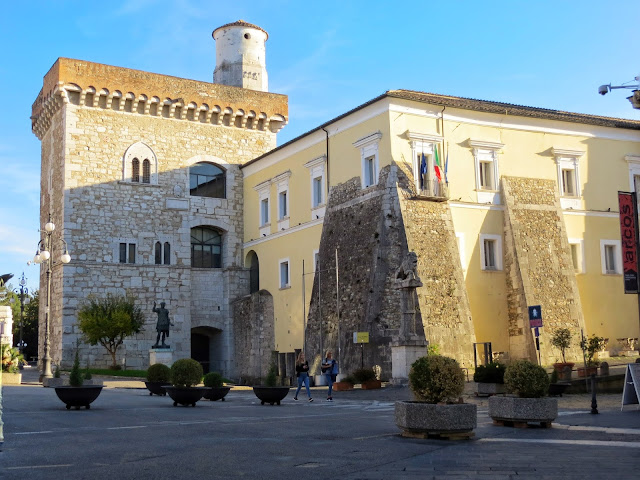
top-left (232, 290), bottom-right (274, 383)
top-left (502, 177), bottom-right (585, 364)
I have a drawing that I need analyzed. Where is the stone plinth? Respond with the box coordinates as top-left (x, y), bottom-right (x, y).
top-left (391, 343), bottom-right (428, 385)
top-left (489, 396), bottom-right (558, 424)
top-left (395, 401), bottom-right (477, 435)
top-left (149, 348), bottom-right (174, 367)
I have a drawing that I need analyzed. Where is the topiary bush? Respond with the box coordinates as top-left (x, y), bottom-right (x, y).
top-left (473, 362), bottom-right (506, 384)
top-left (352, 368), bottom-right (376, 383)
top-left (170, 358), bottom-right (203, 387)
top-left (264, 364), bottom-right (278, 387)
top-left (504, 359), bottom-right (549, 398)
top-left (147, 363), bottom-right (171, 383)
top-left (203, 372), bottom-right (224, 388)
top-left (409, 355), bottom-right (465, 404)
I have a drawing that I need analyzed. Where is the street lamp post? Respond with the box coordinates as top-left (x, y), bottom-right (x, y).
top-left (33, 215), bottom-right (71, 379)
top-left (12, 273), bottom-right (29, 356)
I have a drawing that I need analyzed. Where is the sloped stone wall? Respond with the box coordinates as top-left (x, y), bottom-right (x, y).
top-left (502, 177), bottom-right (585, 364)
top-left (232, 290), bottom-right (274, 383)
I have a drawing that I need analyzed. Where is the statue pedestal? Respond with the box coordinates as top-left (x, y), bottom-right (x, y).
top-left (149, 348), bottom-right (173, 367)
top-left (390, 340), bottom-right (428, 385)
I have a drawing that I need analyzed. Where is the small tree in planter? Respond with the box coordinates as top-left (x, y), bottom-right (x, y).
top-left (53, 345), bottom-right (103, 410)
top-left (489, 359), bottom-right (556, 428)
top-left (145, 363), bottom-right (171, 396)
top-left (395, 355), bottom-right (477, 439)
top-left (253, 361), bottom-right (290, 405)
top-left (473, 362), bottom-right (506, 396)
top-left (165, 358), bottom-right (206, 407)
top-left (579, 335), bottom-right (606, 377)
top-left (352, 367), bottom-right (381, 389)
top-left (203, 372), bottom-right (231, 401)
top-left (551, 328), bottom-right (574, 380)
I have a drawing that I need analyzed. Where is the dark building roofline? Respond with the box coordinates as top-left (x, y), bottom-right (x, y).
top-left (242, 90), bottom-right (640, 170)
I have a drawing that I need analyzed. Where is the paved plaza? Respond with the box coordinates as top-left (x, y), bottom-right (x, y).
top-left (1, 370), bottom-right (640, 479)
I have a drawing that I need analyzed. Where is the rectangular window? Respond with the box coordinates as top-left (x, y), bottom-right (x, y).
top-left (120, 242), bottom-right (136, 263)
top-left (128, 243), bottom-right (136, 264)
top-left (279, 260), bottom-right (290, 288)
top-left (484, 239), bottom-right (496, 270)
top-left (479, 161), bottom-right (493, 190)
top-left (364, 156), bottom-right (376, 187)
top-left (313, 177), bottom-right (323, 207)
top-left (605, 245), bottom-right (616, 274)
top-left (570, 244), bottom-right (579, 270)
top-left (119, 243), bottom-right (127, 263)
top-left (562, 169), bottom-right (575, 196)
top-left (260, 198), bottom-right (269, 226)
top-left (279, 191), bottom-right (288, 219)
top-left (600, 240), bottom-right (621, 275)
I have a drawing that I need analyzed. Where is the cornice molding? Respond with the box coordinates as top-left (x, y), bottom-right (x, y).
top-left (552, 148), bottom-right (585, 158)
top-left (353, 131), bottom-right (382, 148)
top-left (404, 130), bottom-right (443, 143)
top-left (468, 139), bottom-right (505, 151)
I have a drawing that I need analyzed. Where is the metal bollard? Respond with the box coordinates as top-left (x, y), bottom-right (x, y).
top-left (590, 373), bottom-right (598, 414)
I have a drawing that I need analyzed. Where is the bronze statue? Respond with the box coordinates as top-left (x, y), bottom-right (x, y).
top-left (152, 301), bottom-right (173, 348)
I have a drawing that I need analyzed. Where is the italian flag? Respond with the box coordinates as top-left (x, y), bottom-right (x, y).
top-left (434, 144), bottom-right (442, 181)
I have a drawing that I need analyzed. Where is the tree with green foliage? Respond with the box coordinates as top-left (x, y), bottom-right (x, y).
top-left (77, 293), bottom-right (144, 369)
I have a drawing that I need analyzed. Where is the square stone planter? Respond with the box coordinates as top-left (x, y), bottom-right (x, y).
top-left (489, 396), bottom-right (557, 427)
top-left (1, 372), bottom-right (22, 385)
top-left (395, 401), bottom-right (477, 438)
top-left (476, 382), bottom-right (507, 396)
top-left (333, 381), bottom-right (354, 391)
top-left (361, 379), bottom-right (382, 390)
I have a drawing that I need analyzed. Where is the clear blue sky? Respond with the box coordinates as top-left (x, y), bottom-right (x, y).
top-left (0, 0), bottom-right (638, 292)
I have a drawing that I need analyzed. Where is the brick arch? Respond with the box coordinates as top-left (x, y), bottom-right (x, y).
top-left (122, 142), bottom-right (158, 184)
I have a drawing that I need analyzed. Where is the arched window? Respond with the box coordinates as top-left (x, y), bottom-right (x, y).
top-left (190, 162), bottom-right (226, 198)
top-left (164, 242), bottom-right (171, 265)
top-left (191, 227), bottom-right (222, 268)
top-left (246, 251), bottom-right (260, 294)
top-left (132, 158), bottom-right (140, 182)
top-left (142, 159), bottom-right (151, 184)
top-left (155, 241), bottom-right (162, 265)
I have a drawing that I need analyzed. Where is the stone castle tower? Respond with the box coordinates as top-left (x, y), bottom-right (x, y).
top-left (31, 21), bottom-right (287, 378)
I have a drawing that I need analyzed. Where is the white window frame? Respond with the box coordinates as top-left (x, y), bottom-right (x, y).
top-left (304, 156), bottom-right (326, 220)
top-left (479, 234), bottom-right (503, 271)
top-left (279, 258), bottom-right (290, 289)
top-left (274, 171), bottom-right (291, 231)
top-left (568, 238), bottom-right (585, 274)
top-left (254, 180), bottom-right (271, 237)
top-left (600, 240), bottom-right (622, 275)
top-left (469, 140), bottom-right (503, 205)
top-left (625, 154), bottom-right (640, 193)
top-left (407, 132), bottom-right (444, 196)
top-left (553, 148), bottom-right (584, 210)
top-left (353, 132), bottom-right (382, 189)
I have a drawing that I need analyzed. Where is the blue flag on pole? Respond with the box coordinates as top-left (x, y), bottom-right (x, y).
top-left (420, 154), bottom-right (427, 189)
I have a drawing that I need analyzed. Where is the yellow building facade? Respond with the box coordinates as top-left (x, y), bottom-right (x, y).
top-left (243, 90), bottom-right (640, 376)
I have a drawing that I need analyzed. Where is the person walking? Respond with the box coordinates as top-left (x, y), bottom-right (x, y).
top-left (322, 351), bottom-right (338, 401)
top-left (293, 352), bottom-right (313, 402)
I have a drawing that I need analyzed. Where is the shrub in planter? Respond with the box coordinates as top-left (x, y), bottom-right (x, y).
top-left (203, 372), bottom-right (224, 388)
top-left (550, 328), bottom-right (572, 364)
top-left (352, 368), bottom-right (376, 384)
top-left (147, 363), bottom-right (171, 383)
top-left (264, 363), bottom-right (278, 387)
top-left (54, 347), bottom-right (103, 409)
top-left (473, 362), bottom-right (505, 384)
top-left (409, 355), bottom-right (464, 403)
top-left (69, 349), bottom-right (84, 387)
top-left (170, 359), bottom-right (203, 387)
top-left (253, 363), bottom-right (289, 405)
top-left (396, 355), bottom-right (476, 438)
top-left (504, 359), bottom-right (549, 398)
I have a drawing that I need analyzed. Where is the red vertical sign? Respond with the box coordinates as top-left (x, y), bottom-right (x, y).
top-left (618, 192), bottom-right (639, 294)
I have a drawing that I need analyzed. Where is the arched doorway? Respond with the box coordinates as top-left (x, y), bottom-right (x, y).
top-left (191, 326), bottom-right (223, 374)
top-left (245, 250), bottom-right (259, 294)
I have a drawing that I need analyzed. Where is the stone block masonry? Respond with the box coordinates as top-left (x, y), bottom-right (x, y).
top-left (501, 177), bottom-right (585, 364)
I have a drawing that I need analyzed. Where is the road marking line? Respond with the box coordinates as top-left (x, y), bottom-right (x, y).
top-left (553, 424), bottom-right (640, 435)
top-left (14, 431), bottom-right (53, 435)
top-left (353, 433), bottom-right (398, 440)
top-left (478, 438), bottom-right (640, 448)
top-left (107, 426), bottom-right (147, 430)
top-left (7, 464), bottom-right (73, 470)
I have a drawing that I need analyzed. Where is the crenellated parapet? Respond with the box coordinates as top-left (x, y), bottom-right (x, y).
top-left (31, 57), bottom-right (288, 140)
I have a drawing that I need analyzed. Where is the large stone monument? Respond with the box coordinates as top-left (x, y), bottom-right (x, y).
top-left (391, 252), bottom-right (428, 385)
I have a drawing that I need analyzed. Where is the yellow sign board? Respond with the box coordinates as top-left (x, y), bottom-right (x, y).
top-left (353, 332), bottom-right (369, 344)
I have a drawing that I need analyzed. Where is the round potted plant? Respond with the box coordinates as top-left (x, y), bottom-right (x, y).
top-left (473, 362), bottom-right (506, 396)
top-left (578, 335), bottom-right (605, 377)
top-left (145, 363), bottom-right (170, 396)
top-left (54, 348), bottom-right (103, 410)
top-left (252, 364), bottom-right (290, 405)
top-left (550, 328), bottom-right (574, 380)
top-left (164, 358), bottom-right (206, 407)
top-left (489, 359), bottom-right (556, 427)
top-left (203, 372), bottom-right (232, 401)
top-left (395, 355), bottom-right (477, 439)
top-left (1, 345), bottom-right (24, 385)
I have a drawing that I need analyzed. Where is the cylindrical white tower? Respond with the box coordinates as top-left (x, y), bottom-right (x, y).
top-left (212, 20), bottom-right (269, 92)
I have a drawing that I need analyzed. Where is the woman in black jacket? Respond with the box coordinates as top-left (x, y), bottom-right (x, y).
top-left (294, 352), bottom-right (313, 402)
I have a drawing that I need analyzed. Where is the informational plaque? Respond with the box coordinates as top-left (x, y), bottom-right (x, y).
top-left (353, 332), bottom-right (370, 344)
top-left (621, 363), bottom-right (640, 410)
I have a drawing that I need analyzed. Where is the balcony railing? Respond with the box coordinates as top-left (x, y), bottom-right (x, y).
top-left (416, 179), bottom-right (449, 200)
